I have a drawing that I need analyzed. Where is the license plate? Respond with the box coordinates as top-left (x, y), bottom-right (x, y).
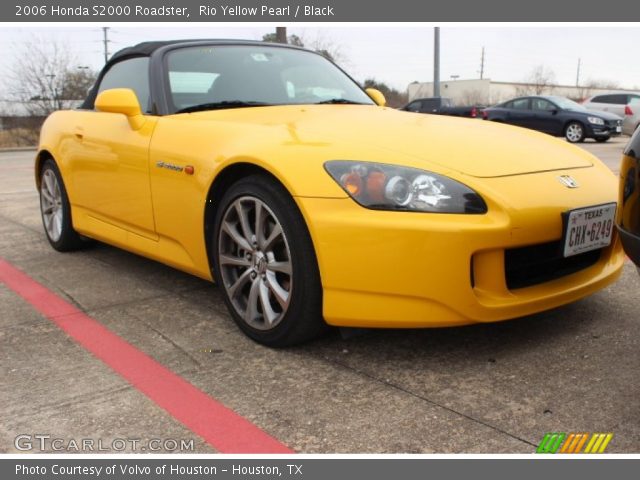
top-left (616, 126), bottom-right (622, 133)
top-left (563, 203), bottom-right (616, 257)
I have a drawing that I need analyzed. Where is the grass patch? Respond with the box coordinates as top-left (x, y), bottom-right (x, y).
top-left (0, 128), bottom-right (39, 148)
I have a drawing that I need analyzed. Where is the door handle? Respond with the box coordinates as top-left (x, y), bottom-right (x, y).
top-left (74, 127), bottom-right (84, 140)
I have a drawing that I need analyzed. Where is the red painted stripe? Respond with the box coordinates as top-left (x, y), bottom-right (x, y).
top-left (0, 258), bottom-right (292, 454)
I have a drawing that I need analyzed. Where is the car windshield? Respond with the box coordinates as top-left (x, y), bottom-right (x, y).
top-left (549, 96), bottom-right (587, 112)
top-left (166, 45), bottom-right (375, 113)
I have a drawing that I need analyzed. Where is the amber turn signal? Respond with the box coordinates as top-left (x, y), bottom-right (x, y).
top-left (341, 172), bottom-right (363, 196)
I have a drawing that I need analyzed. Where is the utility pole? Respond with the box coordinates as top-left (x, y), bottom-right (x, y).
top-left (45, 74), bottom-right (57, 112)
top-left (576, 58), bottom-right (581, 87)
top-left (480, 47), bottom-right (485, 79)
top-left (276, 27), bottom-right (287, 44)
top-left (102, 27), bottom-right (110, 63)
top-left (433, 27), bottom-right (440, 98)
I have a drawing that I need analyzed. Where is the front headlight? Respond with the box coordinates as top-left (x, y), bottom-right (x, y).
top-left (588, 116), bottom-right (605, 126)
top-left (324, 160), bottom-right (487, 214)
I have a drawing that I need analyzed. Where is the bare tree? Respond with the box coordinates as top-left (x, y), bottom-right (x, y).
top-left (584, 78), bottom-right (621, 90)
top-left (8, 38), bottom-right (97, 116)
top-left (460, 89), bottom-right (488, 106)
top-left (262, 32), bottom-right (304, 47)
top-left (516, 65), bottom-right (557, 96)
top-left (302, 31), bottom-right (346, 65)
top-left (575, 79), bottom-right (622, 101)
top-left (529, 65), bottom-right (556, 94)
top-left (262, 30), bottom-right (346, 65)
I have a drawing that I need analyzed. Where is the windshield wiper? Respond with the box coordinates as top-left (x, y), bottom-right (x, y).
top-left (314, 98), bottom-right (367, 105)
top-left (175, 101), bottom-right (273, 114)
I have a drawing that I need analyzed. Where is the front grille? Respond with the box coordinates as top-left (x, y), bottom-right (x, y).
top-left (504, 241), bottom-right (602, 290)
top-left (606, 119), bottom-right (622, 128)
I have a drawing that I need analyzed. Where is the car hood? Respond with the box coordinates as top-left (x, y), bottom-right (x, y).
top-left (180, 105), bottom-right (595, 178)
top-left (583, 110), bottom-right (623, 121)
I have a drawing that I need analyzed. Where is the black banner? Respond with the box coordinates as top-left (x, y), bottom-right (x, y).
top-left (4, 0), bottom-right (640, 22)
top-left (3, 458), bottom-right (640, 480)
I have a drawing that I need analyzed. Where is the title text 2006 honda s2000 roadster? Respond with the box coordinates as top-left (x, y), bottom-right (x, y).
top-left (36, 40), bottom-right (624, 346)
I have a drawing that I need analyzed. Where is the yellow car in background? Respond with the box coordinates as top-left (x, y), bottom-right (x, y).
top-left (36, 40), bottom-right (624, 346)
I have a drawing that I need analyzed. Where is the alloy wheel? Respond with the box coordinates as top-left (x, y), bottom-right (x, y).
top-left (217, 196), bottom-right (293, 330)
top-left (566, 123), bottom-right (583, 142)
top-left (40, 169), bottom-right (64, 242)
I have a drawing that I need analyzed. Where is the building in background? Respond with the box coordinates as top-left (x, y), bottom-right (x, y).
top-left (407, 79), bottom-right (637, 106)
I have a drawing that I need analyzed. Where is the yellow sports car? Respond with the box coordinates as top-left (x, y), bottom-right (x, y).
top-left (36, 40), bottom-right (624, 346)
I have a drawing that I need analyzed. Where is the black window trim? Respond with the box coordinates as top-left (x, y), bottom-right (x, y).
top-left (153, 41), bottom-right (374, 116)
top-left (81, 54), bottom-right (154, 113)
top-left (531, 97), bottom-right (556, 112)
top-left (508, 97), bottom-right (531, 110)
top-left (83, 40), bottom-right (377, 117)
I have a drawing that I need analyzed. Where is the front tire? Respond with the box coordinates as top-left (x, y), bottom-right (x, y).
top-left (565, 122), bottom-right (585, 143)
top-left (39, 159), bottom-right (84, 252)
top-left (211, 175), bottom-right (326, 347)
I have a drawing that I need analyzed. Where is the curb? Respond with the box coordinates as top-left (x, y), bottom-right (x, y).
top-left (0, 147), bottom-right (37, 153)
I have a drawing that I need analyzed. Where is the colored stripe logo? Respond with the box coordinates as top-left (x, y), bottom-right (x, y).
top-left (536, 433), bottom-right (613, 453)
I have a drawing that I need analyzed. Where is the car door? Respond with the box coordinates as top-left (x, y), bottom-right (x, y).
top-left (69, 57), bottom-right (158, 240)
top-left (404, 100), bottom-right (423, 113)
top-left (503, 98), bottom-right (532, 128)
top-left (530, 98), bottom-right (563, 134)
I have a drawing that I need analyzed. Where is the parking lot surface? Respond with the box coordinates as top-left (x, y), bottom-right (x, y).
top-left (1, 136), bottom-right (638, 453)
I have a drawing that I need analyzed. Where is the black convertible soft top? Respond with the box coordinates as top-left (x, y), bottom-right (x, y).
top-left (104, 39), bottom-right (292, 71)
top-left (82, 39), bottom-right (300, 111)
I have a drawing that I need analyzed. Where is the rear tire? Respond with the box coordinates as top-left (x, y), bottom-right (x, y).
top-left (565, 122), bottom-right (585, 143)
top-left (211, 175), bottom-right (326, 347)
top-left (39, 159), bottom-right (85, 252)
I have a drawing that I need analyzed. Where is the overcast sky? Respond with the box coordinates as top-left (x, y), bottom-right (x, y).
top-left (1, 25), bottom-right (639, 97)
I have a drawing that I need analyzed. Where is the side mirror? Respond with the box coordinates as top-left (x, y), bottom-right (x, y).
top-left (365, 88), bottom-right (387, 107)
top-left (95, 88), bottom-right (145, 130)
top-left (550, 108), bottom-right (559, 115)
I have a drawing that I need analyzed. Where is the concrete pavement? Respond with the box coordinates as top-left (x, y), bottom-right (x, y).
top-left (0, 144), bottom-right (638, 453)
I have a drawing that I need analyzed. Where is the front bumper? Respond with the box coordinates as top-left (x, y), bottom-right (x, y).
top-left (587, 119), bottom-right (623, 138)
top-left (296, 167), bottom-right (624, 328)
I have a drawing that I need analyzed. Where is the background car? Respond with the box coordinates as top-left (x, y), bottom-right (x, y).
top-left (622, 97), bottom-right (640, 136)
top-left (483, 95), bottom-right (623, 143)
top-left (583, 91), bottom-right (640, 119)
top-left (618, 129), bottom-right (640, 273)
top-left (401, 97), bottom-right (483, 118)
